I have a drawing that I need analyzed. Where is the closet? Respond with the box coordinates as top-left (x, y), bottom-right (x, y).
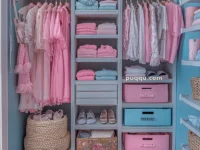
top-left (1, 0), bottom-right (195, 150)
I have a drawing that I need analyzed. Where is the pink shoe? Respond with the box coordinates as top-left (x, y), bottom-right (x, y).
top-left (32, 111), bottom-right (42, 121)
top-left (100, 109), bottom-right (108, 124)
top-left (45, 110), bottom-right (54, 120)
top-left (53, 109), bottom-right (64, 120)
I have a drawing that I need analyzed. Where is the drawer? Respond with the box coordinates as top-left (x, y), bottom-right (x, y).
top-left (123, 84), bottom-right (168, 103)
top-left (124, 133), bottom-right (169, 150)
top-left (76, 98), bottom-right (117, 105)
top-left (76, 85), bottom-right (117, 92)
top-left (76, 92), bottom-right (117, 99)
top-left (124, 108), bottom-right (171, 126)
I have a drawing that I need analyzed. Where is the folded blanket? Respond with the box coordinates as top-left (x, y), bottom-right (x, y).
top-left (76, 1), bottom-right (98, 6)
top-left (78, 0), bottom-right (97, 6)
top-left (76, 69), bottom-right (95, 77)
top-left (99, 6), bottom-right (116, 10)
top-left (98, 23), bottom-right (117, 30)
top-left (76, 23), bottom-right (96, 30)
top-left (97, 29), bottom-right (117, 34)
top-left (125, 74), bottom-right (146, 77)
top-left (76, 31), bottom-right (97, 35)
top-left (96, 69), bottom-right (117, 77)
top-left (80, 44), bottom-right (97, 49)
top-left (99, 0), bottom-right (117, 4)
top-left (76, 29), bottom-right (97, 32)
top-left (125, 66), bottom-right (146, 74)
top-left (100, 3), bottom-right (117, 6)
top-left (77, 76), bottom-right (95, 81)
top-left (96, 76), bottom-right (116, 80)
top-left (76, 6), bottom-right (99, 10)
top-left (77, 54), bottom-right (97, 58)
top-left (97, 45), bottom-right (117, 54)
top-left (77, 48), bottom-right (97, 55)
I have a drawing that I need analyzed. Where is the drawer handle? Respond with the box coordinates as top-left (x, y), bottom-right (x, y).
top-left (140, 117), bottom-right (155, 121)
top-left (140, 94), bottom-right (155, 98)
top-left (141, 144), bottom-right (156, 148)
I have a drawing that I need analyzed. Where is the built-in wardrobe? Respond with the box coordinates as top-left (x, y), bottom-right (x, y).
top-left (2, 0), bottom-right (200, 150)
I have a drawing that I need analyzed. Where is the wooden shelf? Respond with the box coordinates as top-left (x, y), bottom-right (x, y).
top-left (180, 94), bottom-right (200, 111)
top-left (180, 118), bottom-right (200, 137)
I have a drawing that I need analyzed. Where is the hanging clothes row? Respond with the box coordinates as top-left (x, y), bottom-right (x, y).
top-left (123, 0), bottom-right (184, 66)
top-left (13, 0), bottom-right (71, 113)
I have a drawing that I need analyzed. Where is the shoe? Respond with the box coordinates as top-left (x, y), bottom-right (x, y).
top-left (86, 110), bottom-right (96, 125)
top-left (53, 109), bottom-right (64, 120)
top-left (108, 109), bottom-right (116, 124)
top-left (77, 109), bottom-right (86, 125)
top-left (45, 110), bottom-right (54, 120)
top-left (100, 109), bottom-right (108, 124)
top-left (32, 110), bottom-right (42, 121)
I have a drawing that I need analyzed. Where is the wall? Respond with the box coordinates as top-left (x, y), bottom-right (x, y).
top-left (8, 0), bottom-right (28, 150)
top-left (176, 3), bottom-right (200, 149)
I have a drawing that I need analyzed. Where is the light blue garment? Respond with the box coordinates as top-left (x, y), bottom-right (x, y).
top-left (96, 76), bottom-right (117, 80)
top-left (78, 0), bottom-right (97, 6)
top-left (76, 1), bottom-right (98, 6)
top-left (194, 12), bottom-right (200, 20)
top-left (195, 50), bottom-right (200, 60)
top-left (99, 6), bottom-right (116, 10)
top-left (95, 69), bottom-right (118, 77)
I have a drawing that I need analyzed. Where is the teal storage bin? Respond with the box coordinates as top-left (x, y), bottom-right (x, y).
top-left (124, 108), bottom-right (172, 126)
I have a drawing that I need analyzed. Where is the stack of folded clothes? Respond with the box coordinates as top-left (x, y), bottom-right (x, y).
top-left (76, 69), bottom-right (95, 80)
top-left (192, 9), bottom-right (200, 26)
top-left (99, 0), bottom-right (117, 10)
top-left (96, 69), bottom-right (118, 80)
top-left (97, 45), bottom-right (117, 58)
top-left (76, 23), bottom-right (97, 35)
top-left (97, 23), bottom-right (117, 35)
top-left (76, 0), bottom-right (99, 10)
top-left (124, 66), bottom-right (146, 77)
top-left (77, 45), bottom-right (97, 58)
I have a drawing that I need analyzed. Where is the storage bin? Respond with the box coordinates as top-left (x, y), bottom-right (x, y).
top-left (124, 133), bottom-right (169, 150)
top-left (188, 131), bottom-right (200, 150)
top-left (191, 77), bottom-right (200, 100)
top-left (76, 131), bottom-right (117, 150)
top-left (123, 84), bottom-right (168, 103)
top-left (124, 108), bottom-right (172, 126)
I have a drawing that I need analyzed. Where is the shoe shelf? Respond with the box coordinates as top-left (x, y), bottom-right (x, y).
top-left (122, 126), bottom-right (173, 133)
top-left (180, 94), bottom-right (200, 111)
top-left (180, 118), bottom-right (200, 137)
top-left (76, 58), bottom-right (118, 62)
top-left (122, 102), bottom-right (173, 108)
top-left (75, 117), bottom-right (118, 130)
top-left (181, 144), bottom-right (189, 150)
top-left (75, 35), bottom-right (119, 39)
top-left (75, 10), bottom-right (119, 18)
top-left (182, 60), bottom-right (200, 67)
top-left (122, 78), bottom-right (173, 83)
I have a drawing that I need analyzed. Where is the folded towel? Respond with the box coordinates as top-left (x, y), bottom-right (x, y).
top-left (97, 45), bottom-right (117, 54)
top-left (76, 69), bottom-right (95, 77)
top-left (98, 23), bottom-right (117, 30)
top-left (100, 3), bottom-right (117, 6)
top-left (76, 6), bottom-right (99, 10)
top-left (77, 48), bottom-right (97, 55)
top-left (97, 29), bottom-right (117, 34)
top-left (77, 76), bottom-right (95, 81)
top-left (80, 44), bottom-right (97, 49)
top-left (76, 31), bottom-right (97, 35)
top-left (76, 1), bottom-right (98, 6)
top-left (125, 66), bottom-right (146, 74)
top-left (194, 12), bottom-right (200, 20)
top-left (77, 23), bottom-right (97, 28)
top-left (125, 74), bottom-right (146, 77)
top-left (99, 0), bottom-right (117, 4)
top-left (77, 54), bottom-right (97, 58)
top-left (76, 29), bottom-right (97, 32)
top-left (96, 76), bottom-right (116, 80)
top-left (99, 6), bottom-right (116, 10)
top-left (78, 0), bottom-right (97, 6)
top-left (96, 69), bottom-right (117, 77)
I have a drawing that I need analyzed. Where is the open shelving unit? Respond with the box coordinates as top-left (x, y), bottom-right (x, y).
top-left (182, 60), bottom-right (200, 67)
top-left (180, 94), bottom-right (200, 111)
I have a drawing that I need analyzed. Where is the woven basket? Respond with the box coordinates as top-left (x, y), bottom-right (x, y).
top-left (26, 115), bottom-right (68, 139)
top-left (24, 132), bottom-right (70, 150)
top-left (188, 131), bottom-right (200, 150)
top-left (76, 131), bottom-right (117, 150)
top-left (191, 77), bottom-right (200, 100)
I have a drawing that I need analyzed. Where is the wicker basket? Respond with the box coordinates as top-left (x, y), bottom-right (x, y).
top-left (26, 115), bottom-right (68, 139)
top-left (188, 131), bottom-right (200, 150)
top-left (191, 77), bottom-right (200, 100)
top-left (24, 132), bottom-right (70, 150)
top-left (76, 131), bottom-right (117, 150)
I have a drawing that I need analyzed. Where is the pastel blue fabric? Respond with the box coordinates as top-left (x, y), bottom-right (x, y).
top-left (78, 0), bottom-right (96, 6)
top-left (76, 2), bottom-right (98, 10)
top-left (95, 69), bottom-right (118, 77)
top-left (99, 6), bottom-right (116, 10)
top-left (194, 12), bottom-right (200, 20)
top-left (76, 1), bottom-right (98, 6)
top-left (195, 50), bottom-right (200, 60)
top-left (95, 76), bottom-right (117, 80)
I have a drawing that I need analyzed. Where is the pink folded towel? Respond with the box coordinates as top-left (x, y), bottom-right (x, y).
top-left (80, 44), bottom-right (97, 50)
top-left (77, 23), bottom-right (96, 28)
top-left (76, 29), bottom-right (97, 32)
top-left (98, 45), bottom-right (116, 53)
top-left (100, 0), bottom-right (117, 4)
top-left (98, 23), bottom-right (117, 30)
top-left (76, 31), bottom-right (97, 35)
top-left (97, 52), bottom-right (117, 58)
top-left (76, 69), bottom-right (95, 77)
top-left (77, 48), bottom-right (97, 55)
top-left (77, 55), bottom-right (97, 58)
top-left (97, 30), bottom-right (117, 35)
top-left (77, 76), bottom-right (95, 81)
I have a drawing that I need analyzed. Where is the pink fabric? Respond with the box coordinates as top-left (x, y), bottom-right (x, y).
top-left (143, 2), bottom-right (150, 63)
top-left (76, 23), bottom-right (96, 29)
top-left (97, 54), bottom-right (117, 58)
top-left (165, 2), bottom-right (184, 63)
top-left (97, 45), bottom-right (117, 57)
top-left (77, 55), bottom-right (97, 58)
top-left (80, 44), bottom-right (97, 49)
top-left (77, 48), bottom-right (97, 55)
top-left (76, 70), bottom-right (95, 77)
top-left (77, 76), bottom-right (95, 81)
top-left (76, 29), bottom-right (97, 32)
top-left (98, 23), bottom-right (116, 30)
top-left (97, 30), bottom-right (117, 34)
top-left (189, 39), bottom-right (200, 60)
top-left (192, 18), bottom-right (200, 26)
top-left (185, 7), bottom-right (199, 28)
top-left (169, 5), bottom-right (184, 63)
top-left (76, 31), bottom-right (97, 35)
